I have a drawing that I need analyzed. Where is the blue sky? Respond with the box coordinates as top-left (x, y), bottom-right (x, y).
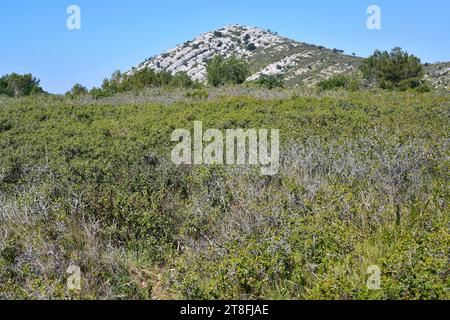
top-left (1, 0), bottom-right (449, 93)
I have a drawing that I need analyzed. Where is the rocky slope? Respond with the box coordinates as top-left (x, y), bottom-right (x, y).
top-left (424, 62), bottom-right (450, 89)
top-left (129, 24), bottom-right (449, 89)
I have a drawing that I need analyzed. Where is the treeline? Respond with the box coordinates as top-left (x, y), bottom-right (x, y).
top-left (1, 47), bottom-right (434, 99)
top-left (204, 47), bottom-right (430, 92)
top-left (71, 55), bottom-right (281, 99)
top-left (84, 69), bottom-right (201, 99)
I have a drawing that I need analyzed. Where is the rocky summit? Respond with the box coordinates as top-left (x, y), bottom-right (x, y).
top-left (129, 24), bottom-right (449, 89)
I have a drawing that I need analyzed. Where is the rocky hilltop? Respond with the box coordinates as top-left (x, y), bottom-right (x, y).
top-left (129, 24), bottom-right (449, 88)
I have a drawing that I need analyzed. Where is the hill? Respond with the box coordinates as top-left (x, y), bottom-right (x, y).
top-left (128, 24), bottom-right (449, 89)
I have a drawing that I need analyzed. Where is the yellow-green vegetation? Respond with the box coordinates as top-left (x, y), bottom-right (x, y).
top-left (0, 89), bottom-right (448, 299)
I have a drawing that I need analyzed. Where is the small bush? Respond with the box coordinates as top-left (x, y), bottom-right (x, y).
top-left (185, 88), bottom-right (209, 99)
top-left (415, 82), bottom-right (432, 93)
top-left (254, 75), bottom-right (284, 89)
top-left (246, 43), bottom-right (257, 51)
top-left (170, 72), bottom-right (195, 89)
top-left (90, 87), bottom-right (113, 100)
top-left (206, 55), bottom-right (250, 87)
top-left (348, 79), bottom-right (361, 92)
top-left (67, 84), bottom-right (88, 97)
top-left (317, 75), bottom-right (351, 91)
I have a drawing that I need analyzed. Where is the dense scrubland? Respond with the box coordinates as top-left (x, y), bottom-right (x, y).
top-left (0, 87), bottom-right (448, 299)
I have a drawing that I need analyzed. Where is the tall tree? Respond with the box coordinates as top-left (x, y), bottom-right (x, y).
top-left (360, 47), bottom-right (424, 90)
top-left (0, 73), bottom-right (44, 97)
top-left (206, 55), bottom-right (250, 87)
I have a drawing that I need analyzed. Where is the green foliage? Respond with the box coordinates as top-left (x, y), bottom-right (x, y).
top-left (67, 83), bottom-right (88, 97)
top-left (170, 72), bottom-right (195, 88)
top-left (254, 75), bottom-right (284, 89)
top-left (317, 74), bottom-right (351, 90)
top-left (119, 69), bottom-right (173, 92)
top-left (415, 81), bottom-right (432, 93)
top-left (185, 88), bottom-right (209, 99)
top-left (0, 90), bottom-right (448, 299)
top-left (348, 79), bottom-right (361, 92)
top-left (100, 70), bottom-right (123, 94)
top-left (0, 77), bottom-right (7, 95)
top-left (90, 87), bottom-right (113, 100)
top-left (360, 47), bottom-right (424, 90)
top-left (0, 73), bottom-right (44, 97)
top-left (206, 55), bottom-right (250, 87)
top-left (246, 43), bottom-right (257, 51)
top-left (89, 69), bottom-right (199, 99)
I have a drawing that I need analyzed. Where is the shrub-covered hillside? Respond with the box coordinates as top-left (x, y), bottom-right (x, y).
top-left (0, 89), bottom-right (448, 299)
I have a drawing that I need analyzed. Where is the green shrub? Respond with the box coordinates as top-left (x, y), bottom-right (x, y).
top-left (90, 87), bottom-right (113, 100)
top-left (246, 43), bottom-right (257, 51)
top-left (67, 83), bottom-right (88, 97)
top-left (170, 72), bottom-right (195, 88)
top-left (254, 75), bottom-right (284, 89)
top-left (206, 55), bottom-right (250, 87)
top-left (360, 47), bottom-right (424, 90)
top-left (348, 79), bottom-right (361, 92)
top-left (317, 74), bottom-right (351, 90)
top-left (185, 88), bottom-right (209, 99)
top-left (0, 91), bottom-right (448, 299)
top-left (415, 82), bottom-right (432, 93)
top-left (120, 69), bottom-right (172, 91)
top-left (87, 69), bottom-right (199, 99)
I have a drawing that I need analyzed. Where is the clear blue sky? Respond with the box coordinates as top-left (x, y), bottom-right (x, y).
top-left (1, 0), bottom-right (449, 93)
